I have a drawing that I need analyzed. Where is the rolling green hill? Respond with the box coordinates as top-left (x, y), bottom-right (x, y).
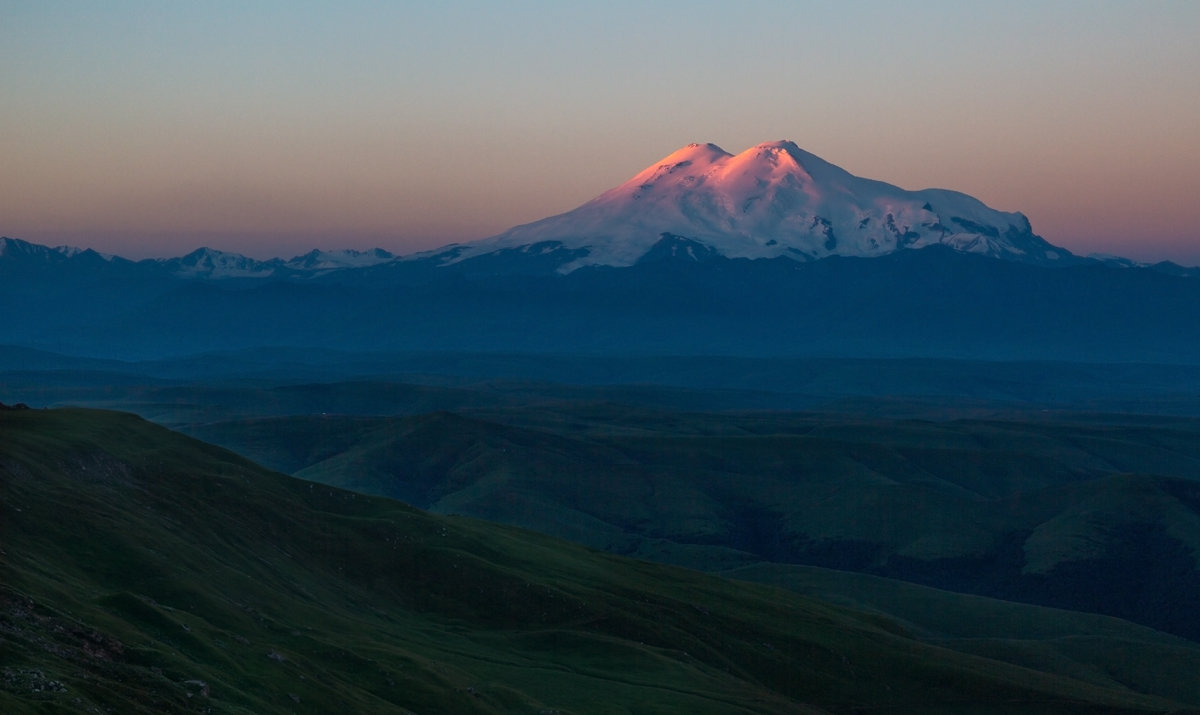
top-left (725, 563), bottom-right (1200, 707)
top-left (188, 407), bottom-right (1200, 640)
top-left (5, 407), bottom-right (1200, 713)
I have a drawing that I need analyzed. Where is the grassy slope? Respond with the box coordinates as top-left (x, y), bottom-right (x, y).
top-left (195, 407), bottom-right (1200, 561)
top-left (726, 563), bottom-right (1200, 707)
top-left (187, 408), bottom-right (1200, 641)
top-left (2, 408), bottom-right (1196, 714)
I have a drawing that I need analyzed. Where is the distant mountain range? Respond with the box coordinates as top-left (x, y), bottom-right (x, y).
top-left (4, 140), bottom-right (1195, 279)
top-left (0, 237), bottom-right (397, 279)
top-left (2, 140), bottom-right (1198, 361)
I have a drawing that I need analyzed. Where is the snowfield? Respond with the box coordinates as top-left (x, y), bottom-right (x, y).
top-left (449, 140), bottom-right (1063, 272)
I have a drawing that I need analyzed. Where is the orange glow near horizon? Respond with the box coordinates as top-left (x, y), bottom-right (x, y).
top-left (2, 3), bottom-right (1197, 264)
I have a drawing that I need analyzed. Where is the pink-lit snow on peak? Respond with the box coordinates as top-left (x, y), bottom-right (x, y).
top-left (454, 140), bottom-right (1052, 272)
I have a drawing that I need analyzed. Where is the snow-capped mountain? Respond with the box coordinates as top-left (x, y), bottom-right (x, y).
top-left (3, 141), bottom-right (1198, 363)
top-left (0, 237), bottom-right (119, 266)
top-left (446, 140), bottom-right (1068, 272)
top-left (50, 244), bottom-right (109, 260)
top-left (156, 247), bottom-right (395, 278)
top-left (1, 237), bottom-right (79, 262)
top-left (282, 248), bottom-right (395, 271)
top-left (0, 236), bottom-right (57, 261)
top-left (158, 248), bottom-right (284, 279)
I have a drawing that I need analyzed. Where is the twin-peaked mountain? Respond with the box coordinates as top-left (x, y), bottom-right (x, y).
top-left (0, 139), bottom-right (1182, 279)
top-left (447, 140), bottom-right (1063, 271)
top-left (2, 140), bottom-right (1198, 361)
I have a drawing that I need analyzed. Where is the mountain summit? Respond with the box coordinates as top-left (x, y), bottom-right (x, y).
top-left (448, 141), bottom-right (1067, 272)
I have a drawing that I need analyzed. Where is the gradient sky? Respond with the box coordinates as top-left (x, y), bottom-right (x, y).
top-left (3, 1), bottom-right (1199, 264)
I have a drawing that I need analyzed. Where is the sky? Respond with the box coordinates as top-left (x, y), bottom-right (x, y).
top-left (2, 1), bottom-right (1199, 264)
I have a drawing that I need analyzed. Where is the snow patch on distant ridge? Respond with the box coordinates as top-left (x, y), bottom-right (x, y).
top-left (1087, 253), bottom-right (1147, 268)
top-left (283, 248), bottom-right (395, 271)
top-left (55, 245), bottom-right (116, 261)
top-left (159, 248), bottom-right (282, 278)
top-left (153, 246), bottom-right (397, 278)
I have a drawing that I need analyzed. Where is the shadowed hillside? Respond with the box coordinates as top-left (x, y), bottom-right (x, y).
top-left (4, 408), bottom-right (1200, 713)
top-left (189, 407), bottom-right (1200, 641)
